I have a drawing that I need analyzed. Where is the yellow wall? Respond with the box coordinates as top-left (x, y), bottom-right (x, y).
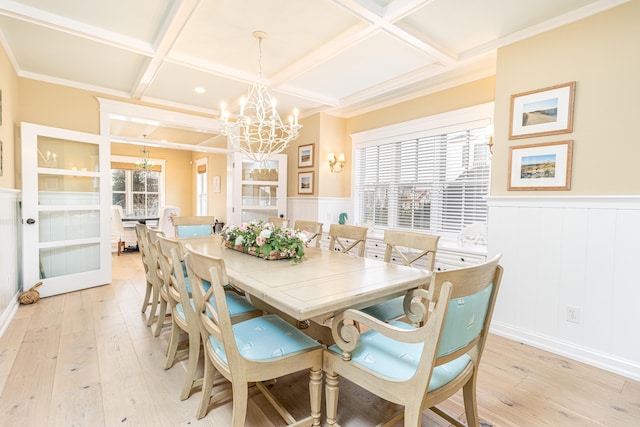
top-left (0, 40), bottom-right (19, 189)
top-left (493, 1), bottom-right (640, 195)
top-left (111, 142), bottom-right (194, 215)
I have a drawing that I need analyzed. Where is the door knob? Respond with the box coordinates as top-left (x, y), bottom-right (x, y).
top-left (26, 218), bottom-right (36, 224)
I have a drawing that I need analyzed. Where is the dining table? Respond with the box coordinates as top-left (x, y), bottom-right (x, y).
top-left (178, 235), bottom-right (432, 330)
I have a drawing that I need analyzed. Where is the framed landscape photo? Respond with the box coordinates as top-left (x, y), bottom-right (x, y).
top-left (298, 171), bottom-right (313, 194)
top-left (508, 140), bottom-right (573, 191)
top-left (298, 143), bottom-right (314, 168)
top-left (509, 81), bottom-right (575, 139)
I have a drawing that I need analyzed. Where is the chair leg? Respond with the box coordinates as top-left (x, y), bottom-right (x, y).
top-left (325, 371), bottom-right (339, 426)
top-left (309, 367), bottom-right (323, 426)
top-left (153, 298), bottom-right (168, 337)
top-left (141, 280), bottom-right (152, 314)
top-left (164, 320), bottom-right (180, 369)
top-left (180, 331), bottom-right (201, 400)
top-left (462, 375), bottom-right (480, 427)
top-left (231, 381), bottom-right (249, 427)
top-left (197, 355), bottom-right (215, 419)
top-left (146, 285), bottom-right (160, 326)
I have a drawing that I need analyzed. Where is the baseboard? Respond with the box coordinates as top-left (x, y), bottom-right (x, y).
top-left (0, 294), bottom-right (19, 340)
top-left (490, 321), bottom-right (640, 381)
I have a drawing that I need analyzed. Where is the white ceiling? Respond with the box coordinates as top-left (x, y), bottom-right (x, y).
top-left (0, 0), bottom-right (627, 148)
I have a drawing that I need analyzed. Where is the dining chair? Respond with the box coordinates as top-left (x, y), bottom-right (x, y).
top-left (293, 220), bottom-right (323, 248)
top-left (156, 205), bottom-right (181, 238)
top-left (267, 217), bottom-right (289, 228)
top-left (323, 254), bottom-right (503, 427)
top-left (135, 223), bottom-right (156, 320)
top-left (328, 224), bottom-right (368, 256)
top-left (173, 215), bottom-right (216, 237)
top-left (157, 236), bottom-right (261, 400)
top-left (111, 205), bottom-right (137, 256)
top-left (185, 248), bottom-right (323, 426)
top-left (360, 230), bottom-right (440, 323)
top-left (136, 223), bottom-right (165, 327)
top-left (147, 228), bottom-right (170, 337)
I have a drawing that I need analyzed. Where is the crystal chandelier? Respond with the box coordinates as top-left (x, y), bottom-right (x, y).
top-left (219, 31), bottom-right (302, 162)
top-left (135, 146), bottom-right (155, 170)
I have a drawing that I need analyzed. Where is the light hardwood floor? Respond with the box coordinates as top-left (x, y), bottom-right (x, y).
top-left (1, 252), bottom-right (639, 426)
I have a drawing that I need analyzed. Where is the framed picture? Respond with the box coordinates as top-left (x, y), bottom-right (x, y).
top-left (0, 140), bottom-right (3, 176)
top-left (298, 171), bottom-right (314, 194)
top-left (508, 140), bottom-right (573, 191)
top-left (509, 81), bottom-right (575, 139)
top-left (298, 143), bottom-right (314, 168)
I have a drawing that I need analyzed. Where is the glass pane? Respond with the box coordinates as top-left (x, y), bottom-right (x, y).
top-left (241, 184), bottom-right (278, 206)
top-left (133, 193), bottom-right (146, 216)
top-left (39, 243), bottom-right (100, 279)
top-left (39, 210), bottom-right (100, 243)
top-left (147, 194), bottom-right (159, 215)
top-left (112, 169), bottom-right (125, 191)
top-left (241, 209), bottom-right (278, 224)
top-left (132, 171), bottom-right (146, 191)
top-left (241, 159), bottom-right (279, 181)
top-left (38, 175), bottom-right (100, 206)
top-left (146, 172), bottom-right (159, 192)
top-left (38, 136), bottom-right (99, 171)
top-left (112, 193), bottom-right (125, 210)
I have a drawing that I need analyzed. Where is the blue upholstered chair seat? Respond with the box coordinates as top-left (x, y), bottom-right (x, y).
top-left (328, 321), bottom-right (471, 392)
top-left (360, 296), bottom-right (404, 322)
top-left (208, 314), bottom-right (322, 365)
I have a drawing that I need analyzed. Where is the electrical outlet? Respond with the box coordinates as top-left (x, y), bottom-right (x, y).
top-left (566, 306), bottom-right (581, 324)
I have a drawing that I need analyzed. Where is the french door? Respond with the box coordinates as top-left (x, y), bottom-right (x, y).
top-left (229, 152), bottom-right (287, 225)
top-left (21, 123), bottom-right (112, 297)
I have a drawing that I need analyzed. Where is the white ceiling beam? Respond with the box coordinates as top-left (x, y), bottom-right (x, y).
top-left (131, 0), bottom-right (200, 99)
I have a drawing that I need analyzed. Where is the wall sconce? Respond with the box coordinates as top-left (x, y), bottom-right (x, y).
top-left (486, 122), bottom-right (494, 154)
top-left (328, 152), bottom-right (345, 173)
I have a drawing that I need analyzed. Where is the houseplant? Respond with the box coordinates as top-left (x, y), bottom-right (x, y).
top-left (220, 220), bottom-right (308, 262)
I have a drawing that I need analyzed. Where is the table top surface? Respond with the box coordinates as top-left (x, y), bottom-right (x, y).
top-left (179, 235), bottom-right (432, 321)
top-left (122, 216), bottom-right (160, 221)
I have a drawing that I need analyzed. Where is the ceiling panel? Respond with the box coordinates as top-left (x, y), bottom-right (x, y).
top-left (0, 16), bottom-right (148, 92)
top-left (287, 30), bottom-right (437, 100)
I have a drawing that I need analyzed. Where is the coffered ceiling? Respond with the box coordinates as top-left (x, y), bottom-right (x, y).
top-left (0, 0), bottom-right (627, 150)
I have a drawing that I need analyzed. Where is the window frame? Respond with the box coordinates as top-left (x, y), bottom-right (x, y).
top-left (351, 102), bottom-right (493, 238)
top-left (111, 154), bottom-right (166, 217)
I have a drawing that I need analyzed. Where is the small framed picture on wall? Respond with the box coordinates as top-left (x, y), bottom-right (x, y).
top-left (298, 144), bottom-right (314, 168)
top-left (298, 171), bottom-right (313, 194)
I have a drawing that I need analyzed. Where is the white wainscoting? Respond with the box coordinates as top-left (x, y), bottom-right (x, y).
top-left (0, 189), bottom-right (21, 339)
top-left (488, 196), bottom-right (640, 380)
top-left (288, 197), bottom-right (352, 230)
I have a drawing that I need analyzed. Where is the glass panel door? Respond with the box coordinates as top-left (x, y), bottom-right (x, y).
top-left (22, 123), bottom-right (111, 297)
top-left (231, 153), bottom-right (287, 225)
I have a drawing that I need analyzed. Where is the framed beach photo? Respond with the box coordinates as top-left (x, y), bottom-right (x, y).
top-left (508, 140), bottom-right (573, 191)
top-left (298, 171), bottom-right (313, 194)
top-left (509, 82), bottom-right (575, 139)
top-left (298, 143), bottom-right (314, 168)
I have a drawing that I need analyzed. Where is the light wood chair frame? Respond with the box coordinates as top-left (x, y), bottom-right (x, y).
top-left (147, 228), bottom-right (170, 337)
top-left (328, 224), bottom-right (368, 256)
top-left (185, 249), bottom-right (324, 426)
top-left (293, 220), bottom-right (324, 248)
top-left (323, 255), bottom-right (503, 427)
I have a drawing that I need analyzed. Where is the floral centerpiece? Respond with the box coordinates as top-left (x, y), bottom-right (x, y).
top-left (220, 220), bottom-right (309, 262)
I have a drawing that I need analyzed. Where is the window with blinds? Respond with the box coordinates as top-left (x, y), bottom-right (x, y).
top-left (355, 106), bottom-right (492, 236)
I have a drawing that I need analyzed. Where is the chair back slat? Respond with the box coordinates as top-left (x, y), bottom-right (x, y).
top-left (267, 217), bottom-right (289, 228)
top-left (328, 224), bottom-right (368, 256)
top-left (293, 220), bottom-right (323, 248)
top-left (383, 230), bottom-right (440, 270)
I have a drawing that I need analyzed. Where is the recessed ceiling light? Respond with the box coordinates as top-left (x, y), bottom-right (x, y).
top-left (195, 87), bottom-right (206, 94)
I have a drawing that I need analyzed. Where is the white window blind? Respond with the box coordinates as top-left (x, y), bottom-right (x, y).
top-left (354, 105), bottom-right (492, 236)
